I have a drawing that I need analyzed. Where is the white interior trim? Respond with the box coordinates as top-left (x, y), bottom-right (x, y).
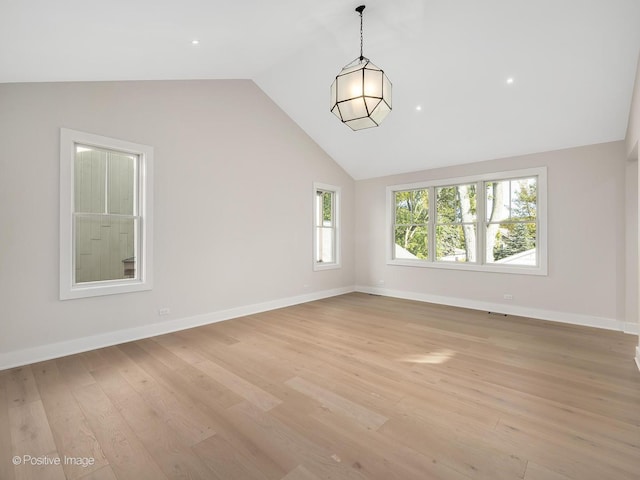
top-left (2, 284), bottom-right (636, 371)
top-left (0, 286), bottom-right (353, 371)
top-left (355, 285), bottom-right (634, 334)
top-left (59, 128), bottom-right (154, 300)
top-left (313, 182), bottom-right (341, 271)
top-left (624, 322), bottom-right (639, 335)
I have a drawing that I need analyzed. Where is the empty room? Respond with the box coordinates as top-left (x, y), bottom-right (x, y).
top-left (1, 1), bottom-right (639, 479)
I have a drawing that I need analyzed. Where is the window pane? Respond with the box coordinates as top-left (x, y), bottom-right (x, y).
top-left (316, 190), bottom-right (334, 227)
top-left (395, 189), bottom-right (428, 224)
top-left (413, 189), bottom-right (429, 223)
top-left (74, 147), bottom-right (106, 214)
top-left (436, 224), bottom-right (477, 262)
top-left (316, 227), bottom-right (335, 263)
top-left (487, 222), bottom-right (537, 265)
top-left (511, 177), bottom-right (537, 220)
top-left (437, 184), bottom-right (476, 223)
top-left (108, 152), bottom-right (137, 215)
top-left (315, 192), bottom-right (323, 227)
top-left (394, 225), bottom-right (428, 259)
top-left (322, 191), bottom-right (333, 224)
top-left (395, 191), bottom-right (411, 223)
top-left (486, 177), bottom-right (537, 222)
top-left (75, 215), bottom-right (137, 283)
top-left (394, 192), bottom-right (411, 224)
top-left (436, 186), bottom-right (457, 222)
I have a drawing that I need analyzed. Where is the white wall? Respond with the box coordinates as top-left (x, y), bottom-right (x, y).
top-left (1, 78), bottom-right (637, 370)
top-left (355, 142), bottom-right (630, 330)
top-left (626, 160), bottom-right (638, 329)
top-left (625, 53), bottom-right (640, 365)
top-left (0, 80), bottom-right (355, 368)
top-left (626, 53), bottom-right (640, 157)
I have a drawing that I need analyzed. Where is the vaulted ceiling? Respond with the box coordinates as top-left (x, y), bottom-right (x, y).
top-left (2, 0), bottom-right (639, 179)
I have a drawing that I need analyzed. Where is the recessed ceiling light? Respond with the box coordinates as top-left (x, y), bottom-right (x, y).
top-left (506, 77), bottom-right (514, 85)
top-left (416, 105), bottom-right (422, 111)
top-left (191, 39), bottom-right (200, 45)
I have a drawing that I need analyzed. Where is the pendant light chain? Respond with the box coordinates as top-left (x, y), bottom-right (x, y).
top-left (359, 8), bottom-right (364, 60)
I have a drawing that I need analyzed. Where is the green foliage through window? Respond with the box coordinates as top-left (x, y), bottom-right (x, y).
top-left (436, 184), bottom-right (476, 262)
top-left (394, 189), bottom-right (428, 259)
top-left (487, 178), bottom-right (537, 262)
top-left (391, 175), bottom-right (539, 267)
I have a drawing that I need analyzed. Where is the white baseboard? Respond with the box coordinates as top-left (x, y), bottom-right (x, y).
top-left (0, 286), bottom-right (354, 371)
top-left (1, 284), bottom-right (636, 372)
top-left (355, 285), bottom-right (633, 333)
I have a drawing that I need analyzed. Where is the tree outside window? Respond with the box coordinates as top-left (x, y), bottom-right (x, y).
top-left (387, 168), bottom-right (545, 274)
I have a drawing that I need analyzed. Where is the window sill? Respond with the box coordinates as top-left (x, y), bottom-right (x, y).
top-left (60, 279), bottom-right (152, 300)
top-left (387, 258), bottom-right (547, 276)
top-left (313, 262), bottom-right (342, 272)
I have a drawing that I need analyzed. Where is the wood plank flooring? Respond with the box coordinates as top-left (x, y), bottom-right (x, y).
top-left (1, 293), bottom-right (639, 480)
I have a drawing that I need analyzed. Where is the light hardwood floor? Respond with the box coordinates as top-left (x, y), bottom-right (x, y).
top-left (1, 293), bottom-right (639, 480)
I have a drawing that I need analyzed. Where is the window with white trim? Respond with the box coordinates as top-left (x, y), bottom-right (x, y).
top-left (60, 128), bottom-right (153, 299)
top-left (313, 183), bottom-right (341, 270)
top-left (387, 167), bottom-right (546, 275)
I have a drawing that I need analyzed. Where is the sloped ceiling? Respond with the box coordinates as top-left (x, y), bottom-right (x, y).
top-left (2, 0), bottom-right (639, 179)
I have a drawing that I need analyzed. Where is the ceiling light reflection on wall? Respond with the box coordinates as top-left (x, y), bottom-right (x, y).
top-left (330, 5), bottom-right (392, 131)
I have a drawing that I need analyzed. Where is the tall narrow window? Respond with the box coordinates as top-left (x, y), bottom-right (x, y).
top-left (60, 129), bottom-right (153, 299)
top-left (435, 184), bottom-right (477, 263)
top-left (393, 188), bottom-right (429, 260)
top-left (313, 183), bottom-right (340, 270)
top-left (485, 177), bottom-right (537, 266)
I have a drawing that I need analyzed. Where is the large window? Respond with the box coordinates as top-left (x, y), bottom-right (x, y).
top-left (313, 183), bottom-right (340, 270)
top-left (387, 167), bottom-right (546, 275)
top-left (60, 129), bottom-right (153, 299)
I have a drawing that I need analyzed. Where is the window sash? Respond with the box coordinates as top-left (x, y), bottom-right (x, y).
top-left (315, 190), bottom-right (335, 228)
top-left (72, 214), bottom-right (141, 285)
top-left (315, 190), bottom-right (335, 263)
top-left (72, 145), bottom-right (141, 285)
top-left (313, 183), bottom-right (340, 270)
top-left (393, 188), bottom-right (429, 260)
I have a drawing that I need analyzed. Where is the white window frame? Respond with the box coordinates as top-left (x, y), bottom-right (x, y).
top-left (386, 167), bottom-right (547, 275)
top-left (60, 128), bottom-right (154, 299)
top-left (313, 182), bottom-right (341, 271)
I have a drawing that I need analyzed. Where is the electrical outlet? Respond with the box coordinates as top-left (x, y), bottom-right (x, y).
top-left (158, 307), bottom-right (171, 316)
top-left (503, 294), bottom-right (513, 300)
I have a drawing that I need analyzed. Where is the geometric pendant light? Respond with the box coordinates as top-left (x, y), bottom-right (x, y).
top-left (330, 5), bottom-right (392, 131)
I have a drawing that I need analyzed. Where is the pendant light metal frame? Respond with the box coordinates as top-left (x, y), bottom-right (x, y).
top-left (330, 5), bottom-right (392, 131)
